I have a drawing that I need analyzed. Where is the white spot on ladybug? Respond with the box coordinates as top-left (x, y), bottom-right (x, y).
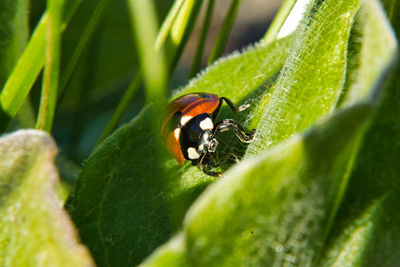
top-left (180, 116), bottom-right (192, 126)
top-left (173, 128), bottom-right (180, 139)
top-left (199, 117), bottom-right (213, 130)
top-left (187, 147), bottom-right (200, 159)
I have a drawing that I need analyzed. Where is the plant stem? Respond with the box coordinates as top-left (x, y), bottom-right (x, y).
top-left (36, 0), bottom-right (62, 132)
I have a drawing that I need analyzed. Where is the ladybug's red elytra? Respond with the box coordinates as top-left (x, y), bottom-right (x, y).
top-left (161, 93), bottom-right (256, 177)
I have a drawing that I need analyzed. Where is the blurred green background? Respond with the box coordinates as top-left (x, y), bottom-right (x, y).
top-left (12, 0), bottom-right (282, 165)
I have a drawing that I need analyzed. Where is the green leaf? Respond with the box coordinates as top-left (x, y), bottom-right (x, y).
top-left (67, 36), bottom-right (293, 266)
top-left (0, 130), bottom-right (94, 266)
top-left (337, 0), bottom-right (397, 107)
top-left (140, 234), bottom-right (186, 266)
top-left (246, 0), bottom-right (360, 155)
top-left (319, 198), bottom-right (382, 267)
top-left (318, 0), bottom-right (400, 265)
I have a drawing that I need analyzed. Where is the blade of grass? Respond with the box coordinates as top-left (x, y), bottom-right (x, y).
top-left (170, 0), bottom-right (197, 47)
top-left (155, 0), bottom-right (185, 51)
top-left (0, 0), bottom-right (33, 129)
top-left (168, 0), bottom-right (202, 71)
top-left (207, 0), bottom-right (242, 64)
top-left (127, 0), bottom-right (167, 104)
top-left (156, 0), bottom-right (203, 73)
top-left (0, 0), bottom-right (82, 132)
top-left (58, 0), bottom-right (112, 101)
top-left (36, 0), bottom-right (63, 132)
top-left (262, 0), bottom-right (297, 44)
top-left (0, 14), bottom-right (47, 132)
top-left (0, 15), bottom-right (47, 132)
top-left (189, 0), bottom-right (215, 78)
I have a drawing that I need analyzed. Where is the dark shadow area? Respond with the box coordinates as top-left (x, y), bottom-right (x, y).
top-left (0, 107), bottom-right (11, 133)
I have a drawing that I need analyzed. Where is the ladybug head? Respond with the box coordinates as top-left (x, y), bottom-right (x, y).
top-left (197, 130), bottom-right (218, 155)
top-left (180, 113), bottom-right (218, 161)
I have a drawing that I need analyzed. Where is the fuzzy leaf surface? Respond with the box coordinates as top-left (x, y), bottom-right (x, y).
top-left (318, 0), bottom-right (400, 265)
top-left (0, 130), bottom-right (94, 266)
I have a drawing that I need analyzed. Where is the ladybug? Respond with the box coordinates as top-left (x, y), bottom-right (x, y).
top-left (161, 92), bottom-right (256, 176)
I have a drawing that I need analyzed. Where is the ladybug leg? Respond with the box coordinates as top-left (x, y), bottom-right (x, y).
top-left (202, 168), bottom-right (223, 177)
top-left (208, 152), bottom-right (239, 167)
top-left (213, 119), bottom-right (256, 143)
top-left (220, 97), bottom-right (253, 112)
top-left (199, 155), bottom-right (223, 177)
